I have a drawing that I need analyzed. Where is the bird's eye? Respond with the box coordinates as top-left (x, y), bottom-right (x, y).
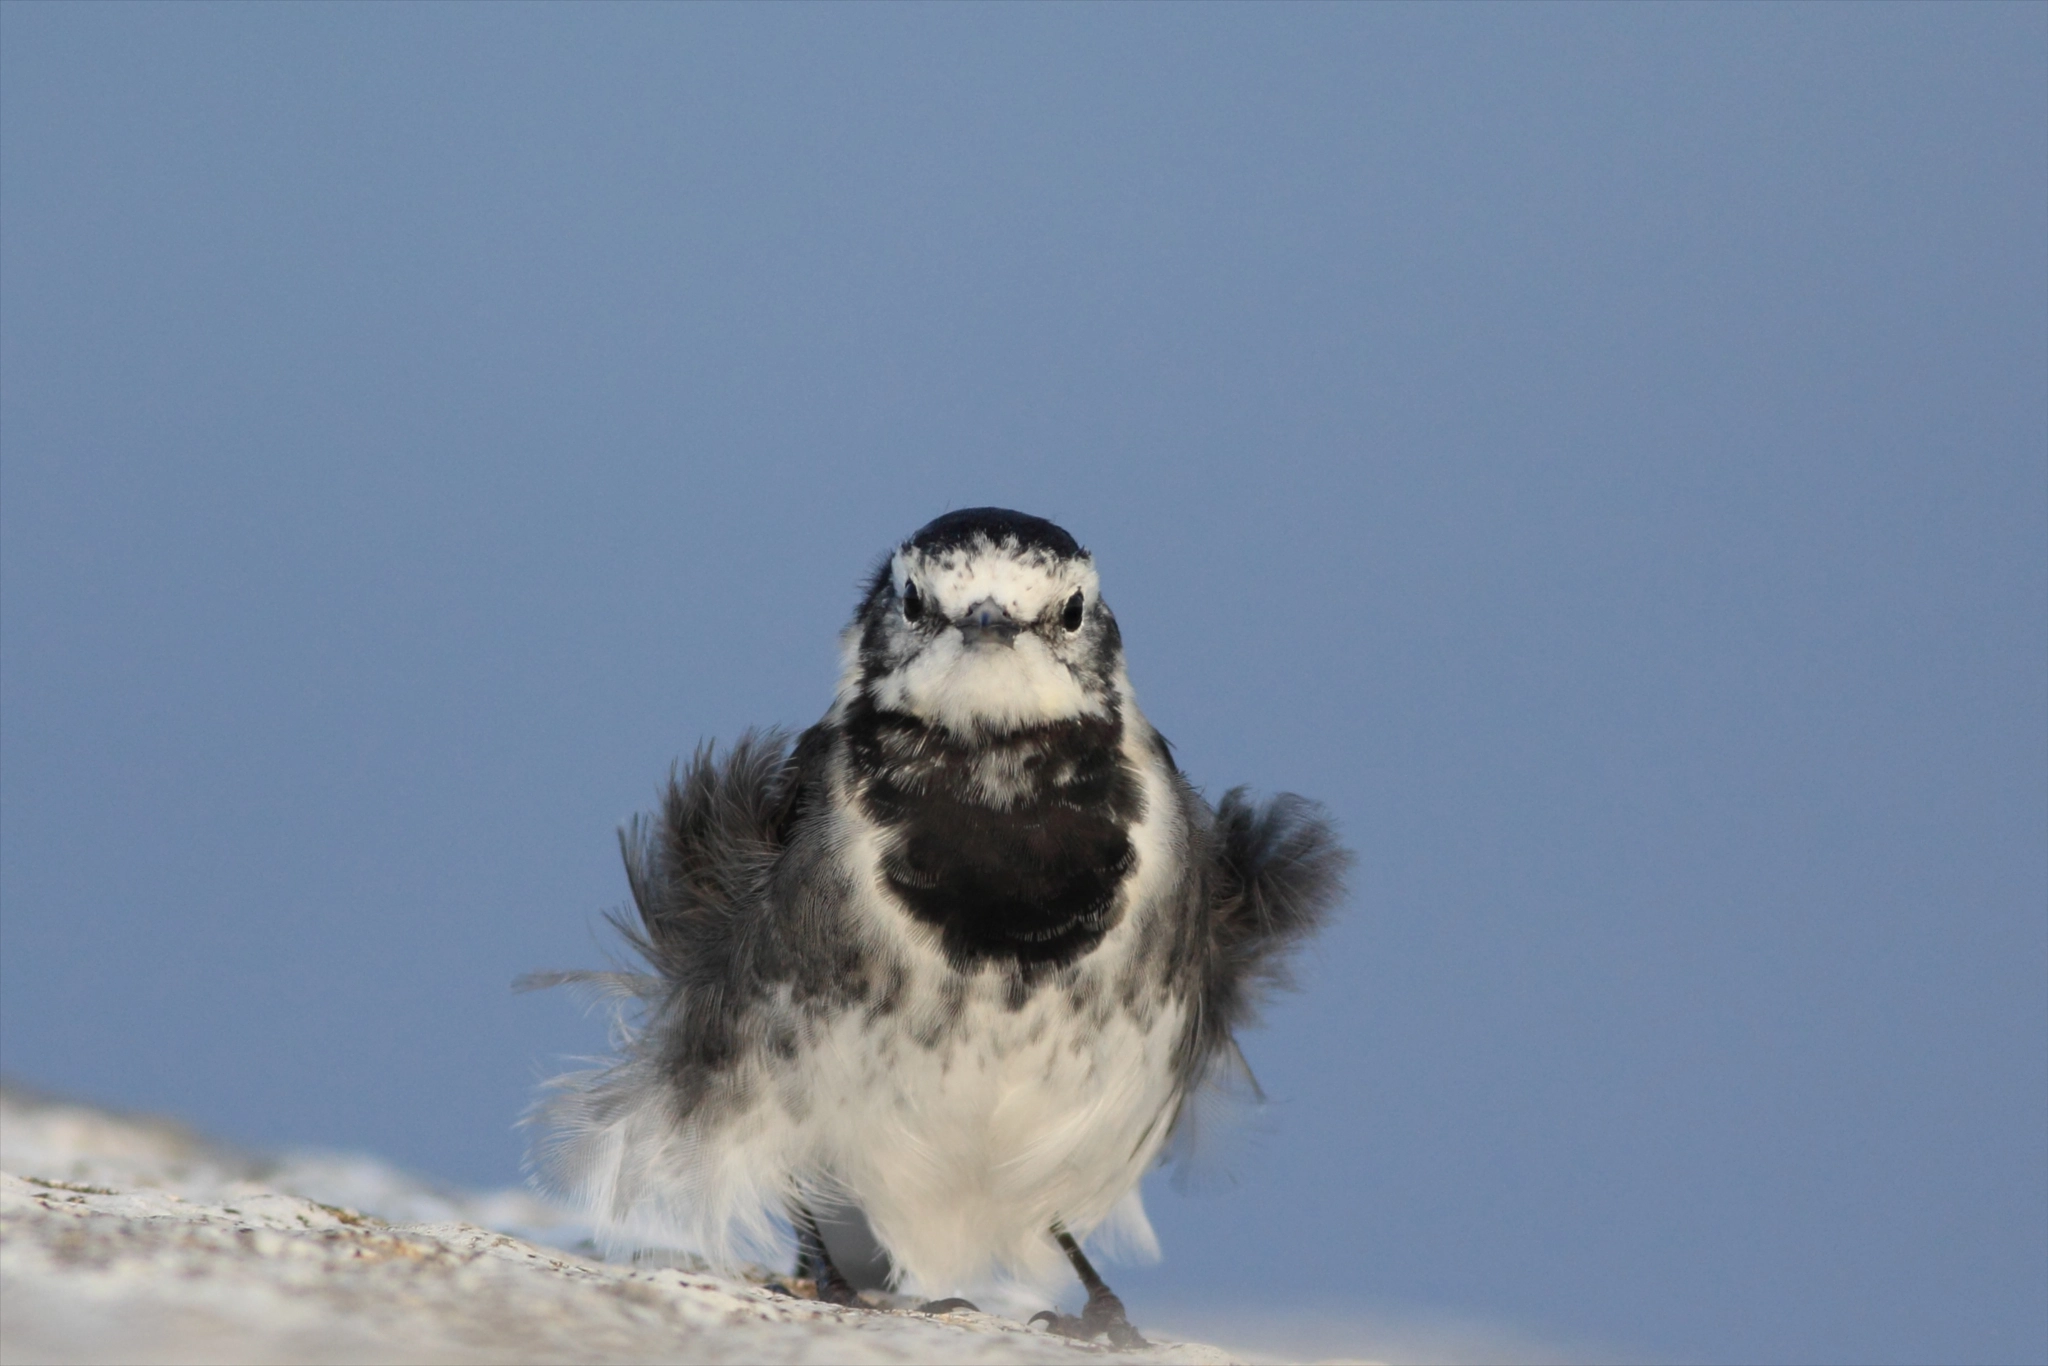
top-left (901, 582), bottom-right (924, 623)
top-left (1061, 591), bottom-right (1085, 632)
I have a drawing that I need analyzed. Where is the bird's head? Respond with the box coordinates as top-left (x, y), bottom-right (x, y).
top-left (841, 508), bottom-right (1124, 735)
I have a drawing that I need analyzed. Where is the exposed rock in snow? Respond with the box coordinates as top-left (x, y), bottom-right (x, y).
top-left (0, 1087), bottom-right (1272, 1365)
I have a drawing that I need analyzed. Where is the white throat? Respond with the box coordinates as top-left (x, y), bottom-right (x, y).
top-left (870, 632), bottom-right (1106, 733)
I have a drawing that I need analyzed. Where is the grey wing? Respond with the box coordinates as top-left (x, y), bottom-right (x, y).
top-left (1163, 784), bottom-right (1352, 1183)
top-left (521, 726), bottom-right (813, 1011)
top-left (609, 724), bottom-right (845, 1103)
top-left (1197, 786), bottom-right (1351, 1038)
top-left (523, 726), bottom-right (835, 1222)
top-left (616, 726), bottom-right (817, 993)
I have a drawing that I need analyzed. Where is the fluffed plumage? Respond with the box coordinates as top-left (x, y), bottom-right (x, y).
top-left (528, 509), bottom-right (1349, 1316)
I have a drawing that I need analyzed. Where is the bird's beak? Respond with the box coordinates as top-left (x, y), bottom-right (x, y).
top-left (956, 599), bottom-right (1022, 647)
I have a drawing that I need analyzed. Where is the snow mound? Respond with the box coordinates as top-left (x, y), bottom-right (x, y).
top-left (0, 1086), bottom-right (1247, 1365)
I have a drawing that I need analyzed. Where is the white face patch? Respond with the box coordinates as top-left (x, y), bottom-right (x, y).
top-left (895, 543), bottom-right (1095, 626)
top-left (859, 537), bottom-right (1112, 735)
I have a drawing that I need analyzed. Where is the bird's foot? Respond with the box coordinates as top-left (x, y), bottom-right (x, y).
top-left (770, 1274), bottom-right (866, 1307)
top-left (1031, 1286), bottom-right (1149, 1349)
top-left (916, 1297), bottom-right (981, 1314)
top-left (810, 1271), bottom-right (865, 1308)
top-left (789, 1202), bottom-right (865, 1308)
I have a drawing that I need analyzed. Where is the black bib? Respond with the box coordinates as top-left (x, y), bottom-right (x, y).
top-left (848, 702), bottom-right (1142, 970)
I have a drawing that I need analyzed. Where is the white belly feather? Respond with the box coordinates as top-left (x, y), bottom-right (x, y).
top-left (796, 952), bottom-right (1184, 1294)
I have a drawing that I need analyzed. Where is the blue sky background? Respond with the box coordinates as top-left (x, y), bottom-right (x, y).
top-left (3, 5), bottom-right (2043, 1363)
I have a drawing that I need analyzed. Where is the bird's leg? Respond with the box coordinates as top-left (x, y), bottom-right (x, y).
top-left (791, 1202), bottom-right (863, 1307)
top-left (1029, 1223), bottom-right (1149, 1349)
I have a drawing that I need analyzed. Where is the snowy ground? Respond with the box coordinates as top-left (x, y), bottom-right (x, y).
top-left (0, 1086), bottom-right (1330, 1365)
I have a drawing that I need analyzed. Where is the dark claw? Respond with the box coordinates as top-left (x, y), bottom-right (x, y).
top-left (1032, 1287), bottom-right (1149, 1349)
top-left (917, 1297), bottom-right (981, 1314)
top-left (811, 1275), bottom-right (864, 1307)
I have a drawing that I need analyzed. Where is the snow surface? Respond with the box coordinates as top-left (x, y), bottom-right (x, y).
top-left (0, 1086), bottom-right (1331, 1365)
